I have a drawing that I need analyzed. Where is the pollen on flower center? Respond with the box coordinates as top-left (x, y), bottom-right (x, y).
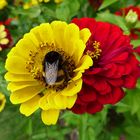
top-left (25, 42), bottom-right (76, 90)
top-left (86, 41), bottom-right (102, 59)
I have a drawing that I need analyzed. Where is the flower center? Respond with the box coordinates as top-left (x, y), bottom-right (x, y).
top-left (86, 41), bottom-right (102, 59)
top-left (26, 43), bottom-right (76, 90)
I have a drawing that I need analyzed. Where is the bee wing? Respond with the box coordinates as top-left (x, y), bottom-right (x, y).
top-left (45, 60), bottom-right (59, 85)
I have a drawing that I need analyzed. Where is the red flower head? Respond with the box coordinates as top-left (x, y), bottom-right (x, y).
top-left (115, 6), bottom-right (140, 40)
top-left (88, 0), bottom-right (103, 11)
top-left (71, 18), bottom-right (140, 114)
top-left (0, 19), bottom-right (12, 51)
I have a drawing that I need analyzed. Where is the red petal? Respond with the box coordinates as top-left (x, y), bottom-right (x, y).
top-left (71, 104), bottom-right (86, 114)
top-left (108, 79), bottom-right (124, 87)
top-left (124, 75), bottom-right (137, 88)
top-left (79, 85), bottom-right (97, 102)
top-left (87, 101), bottom-right (103, 114)
top-left (98, 88), bottom-right (125, 104)
top-left (83, 75), bottom-right (96, 86)
top-left (85, 68), bottom-right (102, 75)
top-left (111, 52), bottom-right (129, 62)
top-left (93, 79), bottom-right (111, 95)
top-left (103, 63), bottom-right (117, 78)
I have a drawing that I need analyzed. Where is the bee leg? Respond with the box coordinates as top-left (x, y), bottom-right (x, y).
top-left (62, 67), bottom-right (77, 87)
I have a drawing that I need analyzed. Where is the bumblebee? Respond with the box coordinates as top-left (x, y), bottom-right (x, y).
top-left (43, 51), bottom-right (70, 87)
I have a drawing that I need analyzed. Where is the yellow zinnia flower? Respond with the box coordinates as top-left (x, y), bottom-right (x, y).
top-left (5, 21), bottom-right (92, 125)
top-left (23, 0), bottom-right (38, 9)
top-left (23, 0), bottom-right (62, 9)
top-left (38, 0), bottom-right (62, 3)
top-left (0, 0), bottom-right (7, 10)
top-left (38, 0), bottom-right (50, 3)
top-left (54, 0), bottom-right (62, 4)
top-left (0, 24), bottom-right (9, 51)
top-left (0, 92), bottom-right (6, 112)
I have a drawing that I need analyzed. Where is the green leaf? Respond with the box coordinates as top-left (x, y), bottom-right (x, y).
top-left (134, 21), bottom-right (140, 29)
top-left (131, 93), bottom-right (140, 115)
top-left (56, 0), bottom-right (80, 22)
top-left (87, 127), bottom-right (96, 140)
top-left (0, 59), bottom-right (6, 74)
top-left (79, 114), bottom-right (88, 140)
top-left (27, 6), bottom-right (41, 18)
top-left (131, 40), bottom-right (140, 48)
top-left (125, 126), bottom-right (140, 139)
top-left (98, 0), bottom-right (118, 10)
top-left (96, 11), bottom-right (130, 35)
top-left (56, 3), bottom-right (70, 21)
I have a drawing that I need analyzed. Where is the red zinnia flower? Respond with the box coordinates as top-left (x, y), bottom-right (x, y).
top-left (115, 6), bottom-right (140, 40)
top-left (70, 18), bottom-right (140, 114)
top-left (0, 19), bottom-right (12, 51)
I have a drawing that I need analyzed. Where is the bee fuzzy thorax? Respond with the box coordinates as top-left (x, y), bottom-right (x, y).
top-left (43, 51), bottom-right (76, 90)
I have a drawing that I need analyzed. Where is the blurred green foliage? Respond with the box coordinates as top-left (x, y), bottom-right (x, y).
top-left (0, 0), bottom-right (140, 140)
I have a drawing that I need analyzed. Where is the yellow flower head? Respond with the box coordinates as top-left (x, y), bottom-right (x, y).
top-left (54, 0), bottom-right (62, 4)
top-left (38, 0), bottom-right (62, 3)
top-left (0, 0), bottom-right (7, 10)
top-left (23, 0), bottom-right (62, 9)
top-left (38, 0), bottom-right (50, 3)
top-left (5, 21), bottom-right (92, 125)
top-left (0, 92), bottom-right (6, 112)
top-left (0, 24), bottom-right (9, 51)
top-left (23, 0), bottom-right (38, 9)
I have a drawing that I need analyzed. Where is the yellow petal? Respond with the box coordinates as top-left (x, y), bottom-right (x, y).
top-left (8, 34), bottom-right (38, 59)
top-left (47, 92), bottom-right (59, 109)
top-left (7, 81), bottom-right (40, 92)
top-left (61, 79), bottom-right (82, 96)
top-left (74, 55), bottom-right (93, 72)
top-left (51, 21), bottom-right (67, 50)
top-left (54, 94), bottom-right (77, 109)
top-left (10, 85), bottom-right (44, 104)
top-left (39, 90), bottom-right (59, 110)
top-left (72, 39), bottom-right (86, 65)
top-left (80, 28), bottom-right (91, 44)
top-left (39, 91), bottom-right (51, 110)
top-left (5, 73), bottom-right (35, 82)
top-left (0, 0), bottom-right (7, 9)
top-left (5, 56), bottom-right (29, 74)
top-left (0, 25), bottom-right (5, 32)
top-left (39, 0), bottom-right (50, 2)
top-left (41, 109), bottom-right (60, 125)
top-left (20, 95), bottom-right (41, 116)
top-left (23, 33), bottom-right (39, 49)
top-left (63, 23), bottom-right (80, 56)
top-left (71, 71), bottom-right (82, 81)
top-left (0, 92), bottom-right (6, 112)
top-left (0, 38), bottom-right (9, 45)
top-left (0, 31), bottom-right (7, 39)
top-left (54, 0), bottom-right (62, 3)
top-left (23, 3), bottom-right (30, 9)
top-left (31, 23), bottom-right (54, 44)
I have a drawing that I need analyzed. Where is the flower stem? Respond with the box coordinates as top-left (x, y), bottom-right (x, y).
top-left (27, 117), bottom-right (33, 139)
top-left (79, 114), bottom-right (88, 140)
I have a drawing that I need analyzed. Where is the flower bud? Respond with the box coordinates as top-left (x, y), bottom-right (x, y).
top-left (125, 10), bottom-right (138, 24)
